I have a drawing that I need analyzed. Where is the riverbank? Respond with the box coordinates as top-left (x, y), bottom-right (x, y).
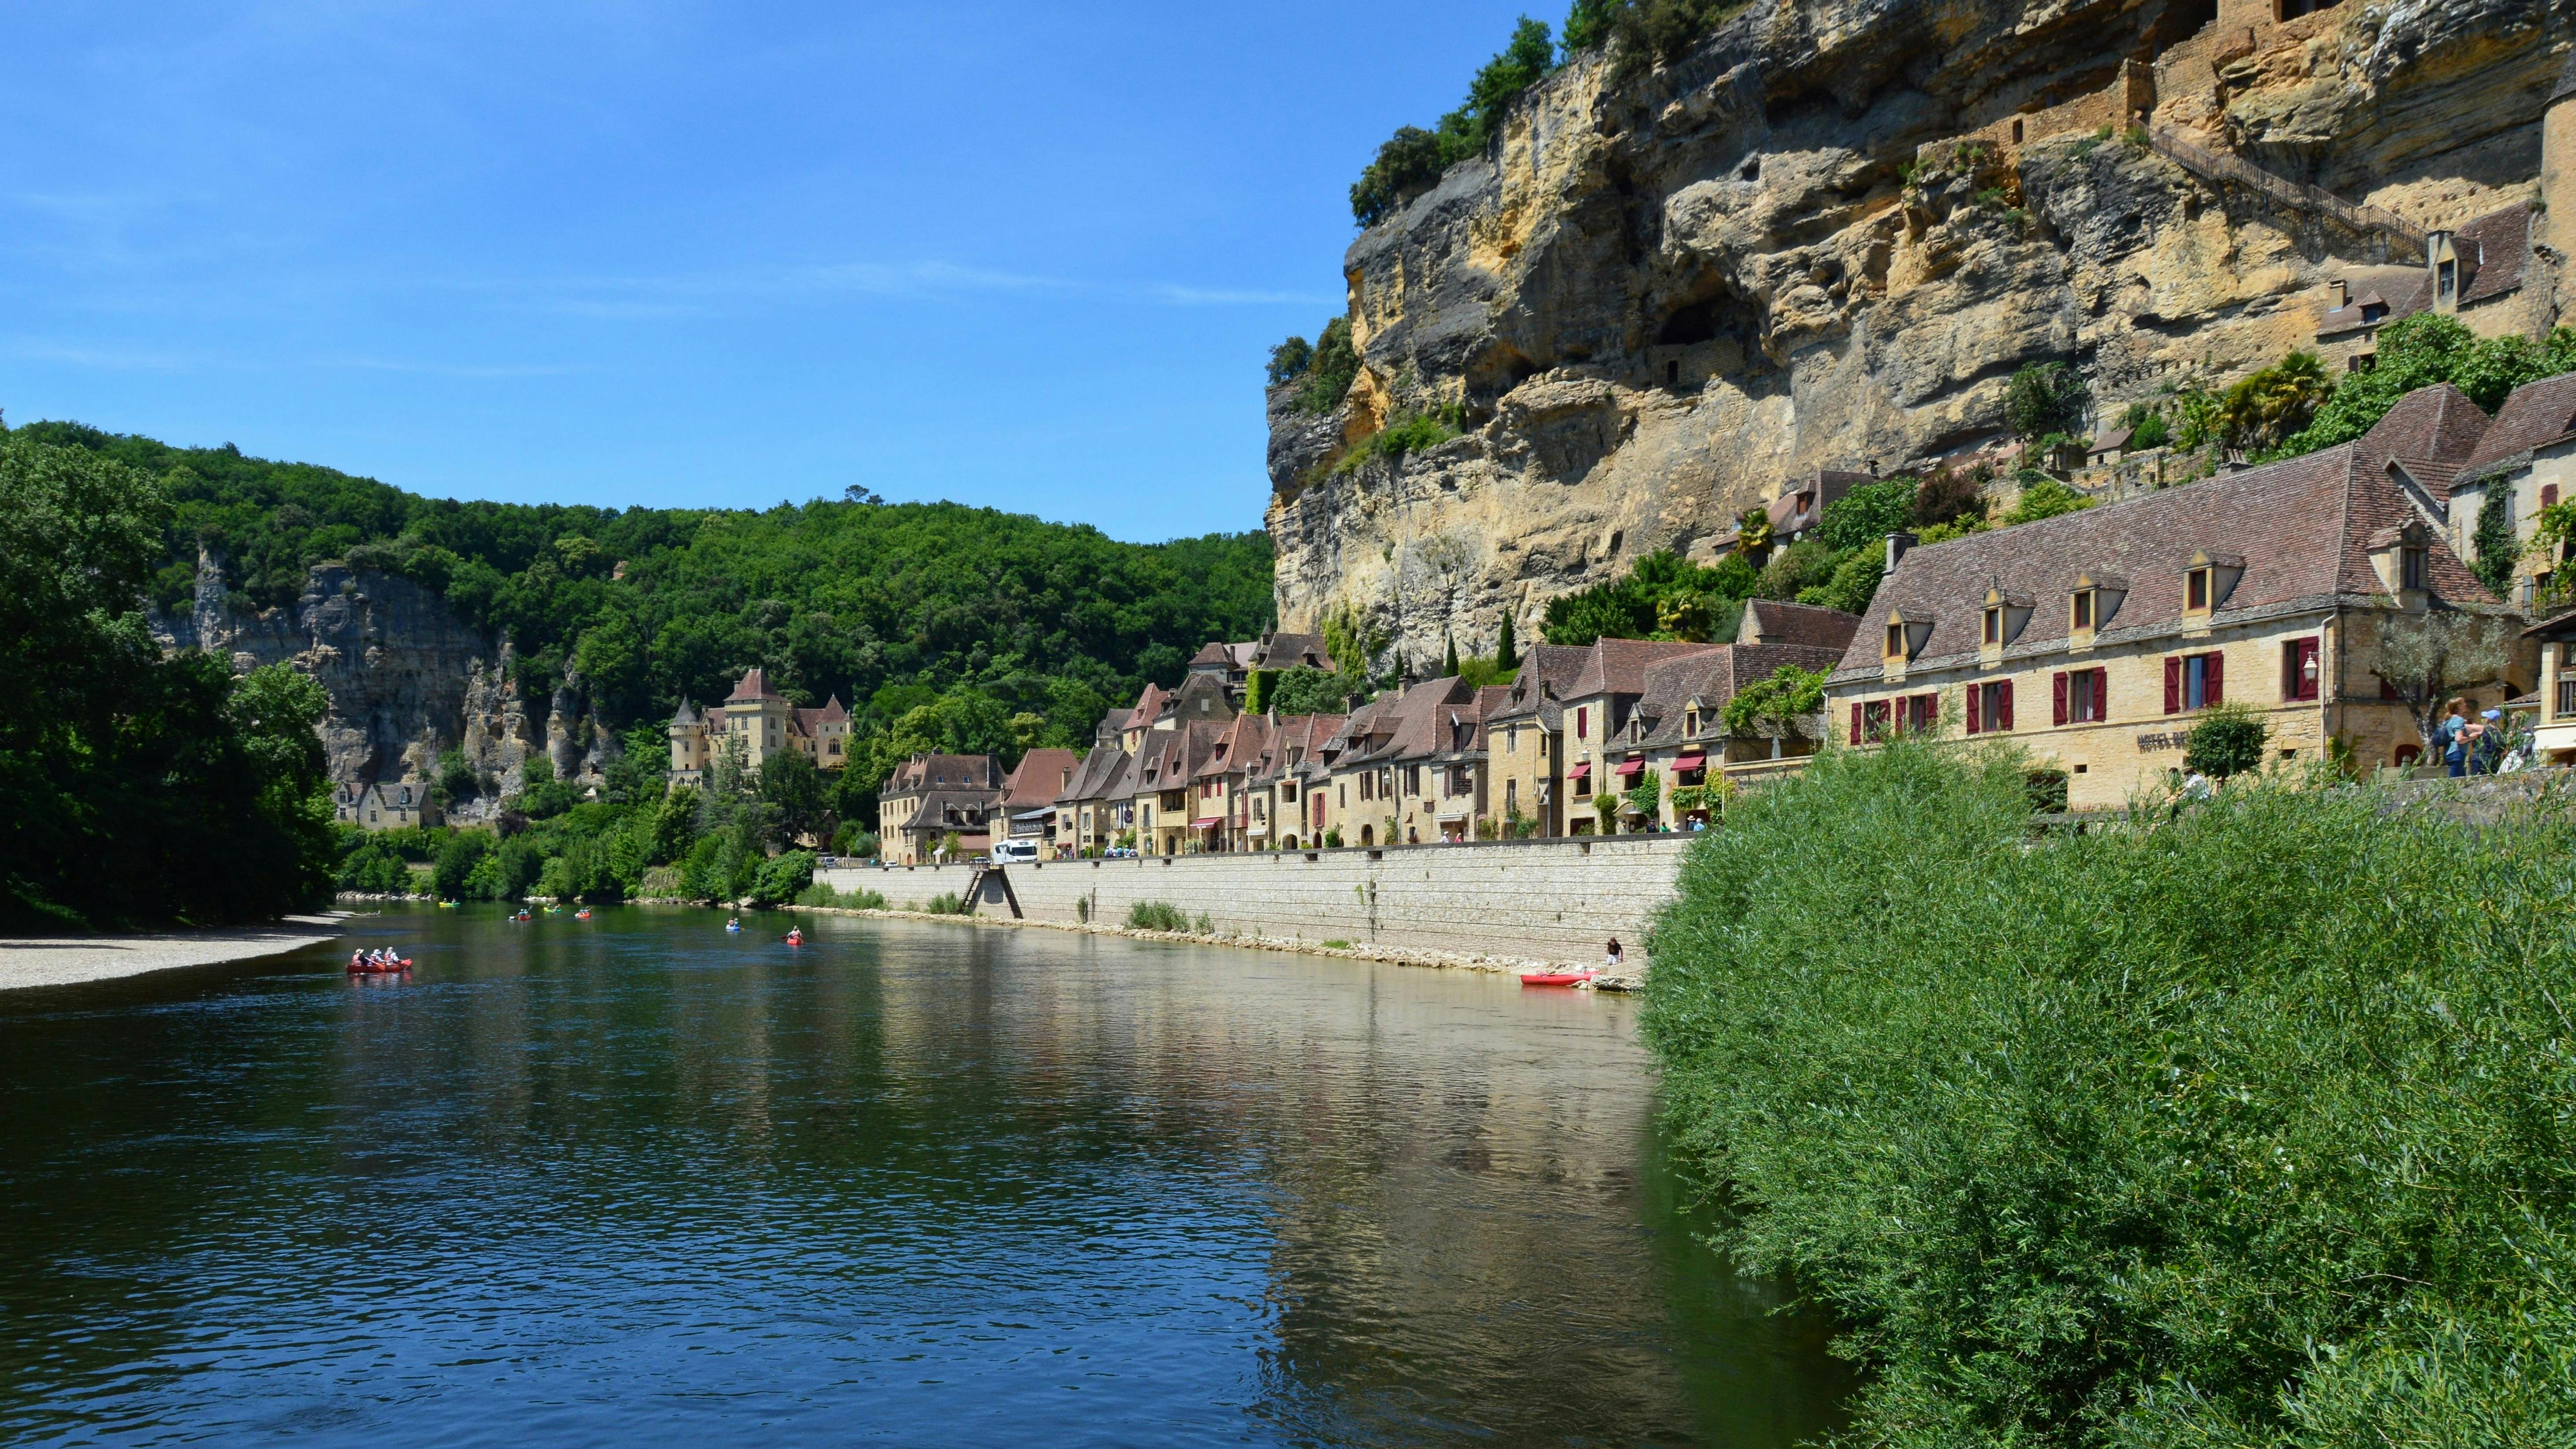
top-left (0, 913), bottom-right (350, 992)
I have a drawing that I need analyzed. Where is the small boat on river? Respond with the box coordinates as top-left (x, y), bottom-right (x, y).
top-left (346, 952), bottom-right (413, 976)
top-left (1519, 970), bottom-right (1598, 988)
top-left (574, 909), bottom-right (592, 920)
top-left (783, 928), bottom-right (804, 946)
top-left (511, 910), bottom-right (533, 923)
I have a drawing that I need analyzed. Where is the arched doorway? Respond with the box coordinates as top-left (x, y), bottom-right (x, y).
top-left (1358, 824), bottom-right (1374, 846)
top-left (2393, 743), bottom-right (2422, 767)
top-left (1279, 835), bottom-right (1297, 851)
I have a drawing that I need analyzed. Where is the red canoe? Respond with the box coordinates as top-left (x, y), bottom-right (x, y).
top-left (1519, 971), bottom-right (1597, 987)
top-left (346, 958), bottom-right (413, 976)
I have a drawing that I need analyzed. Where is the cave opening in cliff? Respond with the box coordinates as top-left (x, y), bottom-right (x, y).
top-left (1656, 302), bottom-right (1721, 347)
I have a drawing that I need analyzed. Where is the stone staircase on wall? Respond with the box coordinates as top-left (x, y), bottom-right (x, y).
top-left (2144, 123), bottom-right (2427, 262)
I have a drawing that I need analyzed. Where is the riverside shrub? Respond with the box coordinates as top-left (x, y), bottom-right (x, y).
top-left (1642, 740), bottom-right (2576, 1446)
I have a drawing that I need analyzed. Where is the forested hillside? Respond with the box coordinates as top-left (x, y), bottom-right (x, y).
top-left (14, 420), bottom-right (1275, 787)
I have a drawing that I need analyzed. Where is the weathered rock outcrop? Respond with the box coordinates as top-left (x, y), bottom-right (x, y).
top-left (154, 548), bottom-right (617, 806)
top-left (1268, 0), bottom-right (2572, 669)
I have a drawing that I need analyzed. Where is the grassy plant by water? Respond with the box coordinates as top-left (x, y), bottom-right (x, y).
top-left (1643, 740), bottom-right (2576, 1446)
top-left (794, 881), bottom-right (887, 911)
top-left (1126, 901), bottom-right (1188, 932)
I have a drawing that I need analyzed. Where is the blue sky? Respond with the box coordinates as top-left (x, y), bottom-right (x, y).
top-left (0, 2), bottom-right (1540, 541)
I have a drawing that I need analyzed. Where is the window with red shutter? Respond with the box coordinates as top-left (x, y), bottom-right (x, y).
top-left (2053, 673), bottom-right (2069, 726)
top-left (1851, 704), bottom-right (1863, 745)
top-left (2092, 668), bottom-right (2109, 720)
top-left (2204, 650), bottom-right (2223, 705)
top-left (2164, 658), bottom-right (2182, 714)
top-left (1966, 681), bottom-right (1982, 734)
top-left (1997, 679), bottom-right (2014, 731)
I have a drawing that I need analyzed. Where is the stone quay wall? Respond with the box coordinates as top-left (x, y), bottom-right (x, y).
top-left (816, 836), bottom-right (1696, 967)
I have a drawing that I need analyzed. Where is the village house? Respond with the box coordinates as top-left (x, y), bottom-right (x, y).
top-left (1479, 644), bottom-right (1592, 839)
top-left (1827, 384), bottom-right (2535, 809)
top-left (1244, 711), bottom-right (1344, 850)
top-left (1553, 640), bottom-right (1736, 834)
top-left (1184, 710), bottom-right (1273, 852)
top-left (1051, 743), bottom-right (1135, 856)
top-left (1316, 677), bottom-right (1479, 848)
top-left (2446, 373), bottom-right (2576, 606)
top-left (666, 668), bottom-right (850, 784)
top-left (1129, 719), bottom-right (1226, 856)
top-left (335, 779), bottom-right (439, 831)
top-left (2525, 608), bottom-right (2576, 765)
top-left (1597, 640), bottom-right (1853, 830)
top-left (995, 748), bottom-right (1078, 858)
top-left (875, 753), bottom-right (1004, 865)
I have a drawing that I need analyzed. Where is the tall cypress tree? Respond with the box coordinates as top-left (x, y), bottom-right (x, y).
top-left (1442, 631), bottom-right (1460, 678)
top-left (1495, 613), bottom-right (1518, 671)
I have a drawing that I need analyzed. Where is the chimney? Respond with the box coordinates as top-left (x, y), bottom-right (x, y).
top-left (1886, 531), bottom-right (1918, 571)
top-left (2329, 278), bottom-right (2348, 308)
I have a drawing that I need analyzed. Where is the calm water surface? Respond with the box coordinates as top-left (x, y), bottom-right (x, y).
top-left (0, 906), bottom-right (1852, 1446)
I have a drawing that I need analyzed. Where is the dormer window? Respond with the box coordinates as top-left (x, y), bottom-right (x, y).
top-left (1980, 588), bottom-right (2031, 649)
top-left (1983, 607), bottom-right (2001, 646)
top-left (2401, 545), bottom-right (2428, 591)
top-left (2187, 568), bottom-right (2210, 611)
top-left (1883, 611), bottom-right (1933, 663)
top-left (1684, 707), bottom-right (1701, 739)
top-left (2072, 591), bottom-right (2095, 629)
top-left (1885, 622), bottom-right (1905, 657)
top-left (2184, 551), bottom-right (2243, 615)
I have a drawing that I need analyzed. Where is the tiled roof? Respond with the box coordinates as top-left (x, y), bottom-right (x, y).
top-left (2377, 205), bottom-right (2532, 323)
top-left (725, 668), bottom-right (784, 702)
top-left (1056, 744), bottom-right (1132, 803)
top-left (1828, 387), bottom-right (2502, 681)
top-left (1629, 643), bottom-right (1847, 747)
top-left (1194, 712), bottom-right (1274, 780)
top-left (1253, 631), bottom-right (1336, 671)
top-left (895, 789), bottom-right (1000, 832)
top-left (1738, 599), bottom-right (1863, 652)
top-left (789, 695), bottom-right (848, 734)
top-left (1000, 748), bottom-right (1079, 809)
top-left (1188, 641), bottom-right (1234, 668)
top-left (671, 699), bottom-right (699, 726)
top-left (1564, 638), bottom-right (1728, 700)
top-left (1486, 643), bottom-right (1595, 724)
top-left (2459, 372), bottom-right (2576, 485)
top-left (882, 753), bottom-right (1003, 795)
top-left (1344, 678), bottom-right (1476, 765)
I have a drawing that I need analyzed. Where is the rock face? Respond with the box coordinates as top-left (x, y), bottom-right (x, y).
top-left (154, 548), bottom-right (617, 809)
top-left (1267, 0), bottom-right (2571, 669)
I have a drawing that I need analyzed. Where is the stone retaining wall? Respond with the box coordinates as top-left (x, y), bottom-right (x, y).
top-left (817, 836), bottom-right (1697, 967)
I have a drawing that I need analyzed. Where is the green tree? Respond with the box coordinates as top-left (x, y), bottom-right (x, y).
top-left (2005, 362), bottom-right (2091, 441)
top-left (1626, 766), bottom-right (1662, 829)
top-left (1266, 335), bottom-right (1313, 387)
top-left (1721, 664), bottom-right (1830, 739)
top-left (1269, 666), bottom-right (1359, 716)
top-left (1495, 612), bottom-right (1519, 671)
top-left (2001, 477), bottom-right (2095, 526)
top-left (2216, 352), bottom-right (2329, 454)
top-left (1349, 19), bottom-right (1555, 226)
top-left (758, 744), bottom-right (829, 847)
top-left (2182, 701), bottom-right (2270, 779)
top-left (2281, 315), bottom-right (2576, 457)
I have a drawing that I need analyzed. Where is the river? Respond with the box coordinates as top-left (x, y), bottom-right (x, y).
top-left (0, 905), bottom-right (1853, 1446)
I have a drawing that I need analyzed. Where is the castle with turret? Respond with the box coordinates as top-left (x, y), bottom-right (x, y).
top-left (667, 668), bottom-right (849, 785)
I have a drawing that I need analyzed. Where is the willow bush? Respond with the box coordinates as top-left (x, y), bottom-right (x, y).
top-left (1643, 740), bottom-right (2576, 1446)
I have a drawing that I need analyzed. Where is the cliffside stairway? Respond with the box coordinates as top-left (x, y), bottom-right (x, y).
top-left (2145, 123), bottom-right (2427, 262)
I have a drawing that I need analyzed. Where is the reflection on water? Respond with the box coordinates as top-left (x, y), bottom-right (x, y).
top-left (0, 906), bottom-right (1852, 1446)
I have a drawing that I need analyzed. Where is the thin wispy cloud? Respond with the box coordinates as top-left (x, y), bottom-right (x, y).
top-left (501, 260), bottom-right (1331, 318)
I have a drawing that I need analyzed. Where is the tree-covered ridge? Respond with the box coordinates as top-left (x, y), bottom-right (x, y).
top-left (12, 418), bottom-right (1276, 781)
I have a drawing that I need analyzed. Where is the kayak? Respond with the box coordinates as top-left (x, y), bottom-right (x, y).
top-left (784, 932), bottom-right (804, 946)
top-left (510, 912), bottom-right (533, 922)
top-left (574, 909), bottom-right (592, 920)
top-left (1519, 971), bottom-right (1598, 987)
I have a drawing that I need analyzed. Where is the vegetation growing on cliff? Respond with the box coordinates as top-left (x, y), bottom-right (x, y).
top-left (1349, 17), bottom-right (1555, 226)
top-left (9, 417), bottom-right (1276, 803)
top-left (1646, 740), bottom-right (2576, 1447)
top-left (2270, 315), bottom-right (2576, 459)
top-left (1, 434), bottom-right (337, 929)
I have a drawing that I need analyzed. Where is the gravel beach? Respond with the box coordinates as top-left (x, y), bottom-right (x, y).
top-left (0, 913), bottom-right (349, 992)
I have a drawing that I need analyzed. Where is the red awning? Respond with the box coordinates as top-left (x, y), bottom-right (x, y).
top-left (1191, 816), bottom-right (1224, 828)
top-left (1671, 753), bottom-right (1706, 771)
top-left (1566, 762), bottom-right (1591, 781)
top-left (1614, 758), bottom-right (1644, 778)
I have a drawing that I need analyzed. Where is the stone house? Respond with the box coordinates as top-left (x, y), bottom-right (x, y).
top-left (1187, 711), bottom-right (1275, 853)
top-left (1600, 642), bottom-right (1851, 830)
top-left (996, 748), bottom-right (1078, 858)
top-left (666, 668), bottom-right (850, 783)
top-left (1244, 711), bottom-right (1344, 851)
top-left (1052, 745), bottom-right (1135, 857)
top-left (1827, 385), bottom-right (2533, 809)
top-left (1480, 645), bottom-right (1593, 839)
top-left (1319, 678), bottom-right (1478, 848)
top-left (2526, 608), bottom-right (2576, 764)
top-left (1556, 639), bottom-right (1731, 834)
top-left (2447, 373), bottom-right (2576, 606)
top-left (876, 753), bottom-right (1003, 864)
top-left (336, 779), bottom-right (438, 831)
top-left (1130, 719), bottom-right (1227, 856)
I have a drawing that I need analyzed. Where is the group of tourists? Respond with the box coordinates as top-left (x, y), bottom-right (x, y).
top-left (2438, 698), bottom-right (2515, 777)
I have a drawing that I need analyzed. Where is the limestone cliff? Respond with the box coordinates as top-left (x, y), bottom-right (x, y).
top-left (1267, 0), bottom-right (2573, 669)
top-left (154, 548), bottom-right (618, 808)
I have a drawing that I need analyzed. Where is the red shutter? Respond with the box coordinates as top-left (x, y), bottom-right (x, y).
top-left (2053, 672), bottom-right (2069, 726)
top-left (1850, 703), bottom-right (1862, 745)
top-left (1998, 679), bottom-right (2014, 731)
top-left (2094, 668), bottom-right (2109, 721)
top-left (2548, 485), bottom-right (2561, 507)
top-left (1966, 682), bottom-right (1981, 735)
top-left (2164, 658), bottom-right (2182, 714)
top-left (2204, 651), bottom-right (2223, 705)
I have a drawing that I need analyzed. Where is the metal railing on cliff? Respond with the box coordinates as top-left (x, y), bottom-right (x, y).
top-left (2145, 123), bottom-right (2427, 260)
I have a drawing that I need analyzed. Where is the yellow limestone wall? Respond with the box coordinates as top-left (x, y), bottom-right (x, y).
top-left (817, 835), bottom-right (1696, 967)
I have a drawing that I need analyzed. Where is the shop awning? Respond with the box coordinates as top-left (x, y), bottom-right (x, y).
top-left (1671, 753), bottom-right (1706, 772)
top-left (1614, 758), bottom-right (1645, 778)
top-left (1566, 762), bottom-right (1591, 781)
top-left (1191, 816), bottom-right (1225, 828)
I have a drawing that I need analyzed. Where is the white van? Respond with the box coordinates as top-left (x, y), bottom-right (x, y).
top-left (991, 839), bottom-right (1039, 864)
